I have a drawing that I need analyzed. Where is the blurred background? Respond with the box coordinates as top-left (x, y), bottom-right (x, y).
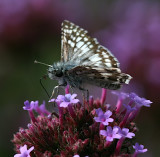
top-left (0, 0), bottom-right (160, 156)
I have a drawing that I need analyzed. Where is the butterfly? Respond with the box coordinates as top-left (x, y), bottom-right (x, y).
top-left (36, 20), bottom-right (132, 95)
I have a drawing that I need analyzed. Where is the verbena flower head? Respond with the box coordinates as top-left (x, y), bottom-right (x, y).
top-left (12, 89), bottom-right (150, 156)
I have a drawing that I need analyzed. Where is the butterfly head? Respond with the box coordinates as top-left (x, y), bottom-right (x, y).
top-left (48, 62), bottom-right (64, 80)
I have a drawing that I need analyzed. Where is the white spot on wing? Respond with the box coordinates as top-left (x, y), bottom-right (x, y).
top-left (89, 45), bottom-right (94, 49)
top-left (67, 30), bottom-right (72, 34)
top-left (102, 52), bottom-right (109, 58)
top-left (84, 37), bottom-right (88, 41)
top-left (105, 63), bottom-right (112, 67)
top-left (83, 47), bottom-right (90, 52)
top-left (74, 47), bottom-right (78, 52)
top-left (89, 54), bottom-right (101, 62)
top-left (72, 37), bottom-right (76, 41)
top-left (105, 59), bottom-right (111, 62)
top-left (68, 40), bottom-right (71, 44)
top-left (73, 28), bottom-right (77, 32)
top-left (76, 37), bottom-right (82, 42)
top-left (70, 42), bottom-right (75, 47)
top-left (76, 41), bottom-right (84, 48)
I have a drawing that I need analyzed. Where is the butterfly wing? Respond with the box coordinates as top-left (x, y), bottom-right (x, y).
top-left (61, 20), bottom-right (132, 89)
top-left (61, 20), bottom-right (119, 69)
top-left (67, 66), bottom-right (131, 90)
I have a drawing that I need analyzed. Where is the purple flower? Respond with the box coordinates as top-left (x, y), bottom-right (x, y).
top-left (118, 127), bottom-right (135, 139)
top-left (100, 126), bottom-right (121, 142)
top-left (34, 101), bottom-right (50, 115)
top-left (115, 127), bottom-right (135, 156)
top-left (123, 104), bottom-right (136, 112)
top-left (94, 108), bottom-right (114, 125)
top-left (48, 98), bottom-right (55, 103)
top-left (112, 91), bottom-right (129, 100)
top-left (33, 100), bottom-right (39, 110)
top-left (39, 102), bottom-right (50, 114)
top-left (112, 91), bottom-right (129, 113)
top-left (119, 104), bottom-right (136, 127)
top-left (14, 144), bottom-right (34, 157)
top-left (133, 143), bottom-right (148, 153)
top-left (23, 100), bottom-right (37, 123)
top-left (50, 93), bottom-right (79, 108)
top-left (129, 93), bottom-right (152, 107)
top-left (23, 100), bottom-right (35, 110)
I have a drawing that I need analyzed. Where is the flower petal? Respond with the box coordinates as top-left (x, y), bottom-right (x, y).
top-left (104, 110), bottom-right (112, 118)
top-left (48, 99), bottom-right (55, 103)
top-left (71, 99), bottom-right (79, 104)
top-left (59, 102), bottom-right (70, 108)
top-left (70, 93), bottom-right (77, 100)
top-left (100, 130), bottom-right (107, 136)
top-left (57, 95), bottom-right (65, 101)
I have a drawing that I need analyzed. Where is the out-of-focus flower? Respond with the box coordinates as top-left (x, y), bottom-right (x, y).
top-left (133, 143), bottom-right (148, 157)
top-left (14, 145), bottom-right (34, 157)
top-left (94, 108), bottom-right (114, 126)
top-left (0, 0), bottom-right (63, 45)
top-left (112, 91), bottom-right (129, 113)
top-left (34, 101), bottom-right (50, 116)
top-left (23, 100), bottom-right (37, 123)
top-left (129, 93), bottom-right (152, 108)
top-left (12, 88), bottom-right (150, 156)
top-left (118, 127), bottom-right (135, 139)
top-left (94, 1), bottom-right (160, 113)
top-left (23, 100), bottom-right (35, 111)
top-left (112, 91), bottom-right (129, 100)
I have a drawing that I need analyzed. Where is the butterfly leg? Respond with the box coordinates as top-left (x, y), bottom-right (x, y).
top-left (50, 85), bottom-right (59, 100)
top-left (40, 75), bottom-right (50, 98)
top-left (49, 83), bottom-right (65, 99)
top-left (79, 87), bottom-right (89, 102)
top-left (70, 86), bottom-right (74, 94)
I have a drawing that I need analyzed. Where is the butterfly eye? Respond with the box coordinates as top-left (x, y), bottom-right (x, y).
top-left (55, 70), bottom-right (63, 77)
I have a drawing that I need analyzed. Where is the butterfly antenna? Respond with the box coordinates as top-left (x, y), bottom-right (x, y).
top-left (40, 75), bottom-right (50, 98)
top-left (34, 60), bottom-right (52, 67)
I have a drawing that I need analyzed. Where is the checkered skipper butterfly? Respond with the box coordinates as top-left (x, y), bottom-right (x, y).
top-left (36, 20), bottom-right (132, 94)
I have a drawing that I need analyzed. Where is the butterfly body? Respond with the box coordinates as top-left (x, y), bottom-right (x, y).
top-left (48, 20), bottom-right (132, 91)
top-left (48, 62), bottom-right (76, 87)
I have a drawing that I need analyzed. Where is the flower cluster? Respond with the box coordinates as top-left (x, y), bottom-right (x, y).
top-left (12, 88), bottom-right (151, 156)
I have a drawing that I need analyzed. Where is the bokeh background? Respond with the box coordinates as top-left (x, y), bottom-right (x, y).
top-left (0, 0), bottom-right (160, 156)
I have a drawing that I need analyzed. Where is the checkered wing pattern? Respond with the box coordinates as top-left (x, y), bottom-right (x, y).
top-left (61, 20), bottom-right (119, 68)
top-left (61, 20), bottom-right (132, 89)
